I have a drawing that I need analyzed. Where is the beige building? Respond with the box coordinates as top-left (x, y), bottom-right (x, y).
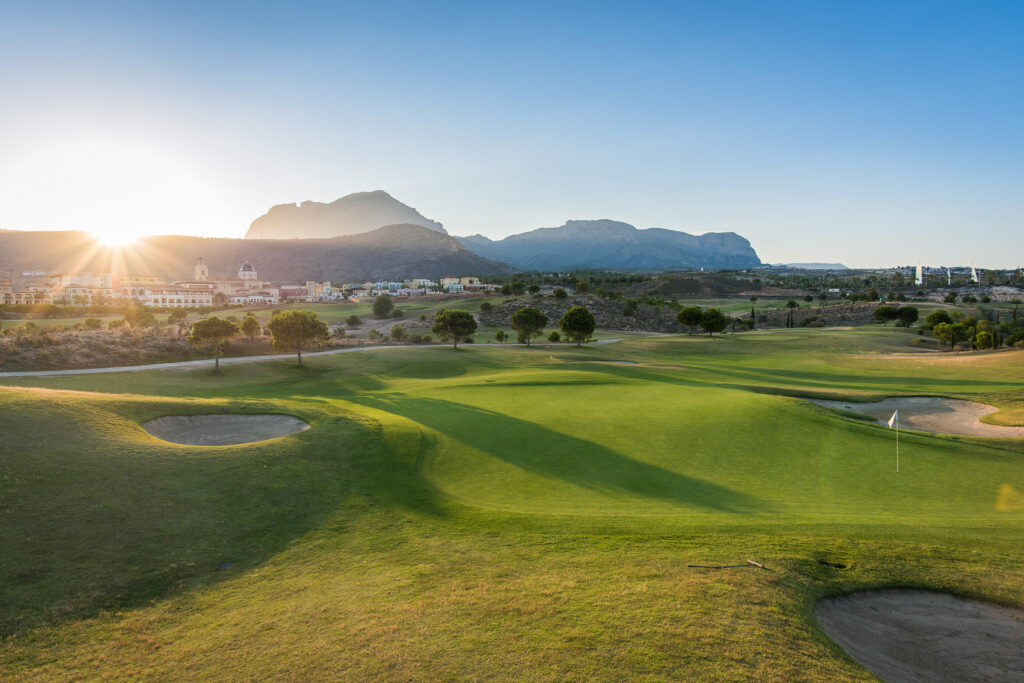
top-left (144, 285), bottom-right (214, 308)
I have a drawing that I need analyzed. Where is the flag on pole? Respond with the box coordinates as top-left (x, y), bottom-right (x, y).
top-left (887, 410), bottom-right (898, 428)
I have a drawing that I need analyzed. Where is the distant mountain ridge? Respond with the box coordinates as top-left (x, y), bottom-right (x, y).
top-left (0, 225), bottom-right (511, 282)
top-left (245, 190), bottom-right (445, 239)
top-left (457, 219), bottom-right (761, 271)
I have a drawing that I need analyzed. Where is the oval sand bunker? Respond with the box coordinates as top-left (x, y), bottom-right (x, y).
top-left (143, 414), bottom-right (310, 446)
top-left (808, 396), bottom-right (1024, 438)
top-left (816, 590), bottom-right (1024, 682)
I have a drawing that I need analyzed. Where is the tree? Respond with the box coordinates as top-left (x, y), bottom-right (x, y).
top-left (786, 299), bottom-right (799, 328)
top-left (480, 302), bottom-right (493, 312)
top-left (431, 309), bottom-right (477, 349)
top-left (803, 295), bottom-right (813, 303)
top-left (575, 280), bottom-right (591, 294)
top-left (188, 316), bottom-right (240, 372)
top-left (373, 294), bottom-right (394, 319)
top-left (819, 292), bottom-right (828, 306)
top-left (925, 309), bottom-right (953, 328)
top-left (559, 305), bottom-right (596, 347)
top-left (123, 306), bottom-right (155, 328)
top-left (944, 291), bottom-right (958, 304)
top-left (266, 309), bottom-right (329, 366)
top-left (213, 292), bottom-right (228, 306)
top-left (700, 308), bottom-right (729, 336)
top-left (511, 281), bottom-right (526, 296)
top-left (547, 330), bottom-right (561, 342)
top-left (975, 330), bottom-right (994, 349)
top-left (500, 284), bottom-right (512, 296)
top-left (346, 315), bottom-right (362, 328)
top-left (509, 306), bottom-right (548, 346)
top-left (528, 284), bottom-right (541, 294)
top-left (390, 324), bottom-right (408, 341)
top-left (932, 322), bottom-right (966, 351)
top-left (168, 309), bottom-right (188, 325)
top-left (553, 288), bottom-right (568, 299)
top-left (874, 305), bottom-right (899, 326)
top-left (676, 306), bottom-right (702, 335)
top-left (896, 306), bottom-right (920, 327)
top-left (494, 329), bottom-right (507, 342)
top-left (240, 314), bottom-right (260, 339)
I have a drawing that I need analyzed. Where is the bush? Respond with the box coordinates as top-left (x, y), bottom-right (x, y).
top-left (83, 317), bottom-right (103, 330)
top-left (552, 288), bottom-right (568, 299)
top-left (480, 302), bottom-right (493, 312)
top-left (390, 325), bottom-right (408, 341)
top-left (367, 329), bottom-right (382, 340)
top-left (346, 315), bottom-right (362, 328)
top-left (421, 334), bottom-right (433, 343)
top-left (410, 334), bottom-right (423, 344)
top-left (494, 329), bottom-right (507, 342)
top-left (547, 331), bottom-right (561, 342)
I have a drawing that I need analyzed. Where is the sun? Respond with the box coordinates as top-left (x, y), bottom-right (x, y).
top-left (90, 228), bottom-right (140, 246)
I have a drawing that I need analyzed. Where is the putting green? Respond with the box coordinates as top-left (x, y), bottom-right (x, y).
top-left (349, 373), bottom-right (1023, 521)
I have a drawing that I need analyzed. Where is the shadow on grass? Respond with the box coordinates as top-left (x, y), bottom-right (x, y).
top-left (349, 394), bottom-right (763, 514)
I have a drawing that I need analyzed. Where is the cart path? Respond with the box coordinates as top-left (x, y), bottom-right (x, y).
top-left (0, 339), bottom-right (624, 378)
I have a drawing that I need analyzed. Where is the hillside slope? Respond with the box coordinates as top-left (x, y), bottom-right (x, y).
top-left (0, 225), bottom-right (512, 282)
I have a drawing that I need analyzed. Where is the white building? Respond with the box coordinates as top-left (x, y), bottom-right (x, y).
top-left (144, 286), bottom-right (214, 308)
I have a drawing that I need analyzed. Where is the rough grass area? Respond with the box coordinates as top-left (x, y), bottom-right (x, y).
top-left (1, 327), bottom-right (1023, 680)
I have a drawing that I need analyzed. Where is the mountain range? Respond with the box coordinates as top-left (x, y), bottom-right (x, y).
top-left (3, 191), bottom-right (764, 278)
top-left (456, 219), bottom-right (760, 271)
top-left (244, 192), bottom-right (761, 271)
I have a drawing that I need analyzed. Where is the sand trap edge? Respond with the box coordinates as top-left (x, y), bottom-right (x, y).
top-left (142, 414), bottom-right (311, 446)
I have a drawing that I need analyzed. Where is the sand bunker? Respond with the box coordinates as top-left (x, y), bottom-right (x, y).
top-left (142, 414), bottom-right (310, 446)
top-left (807, 396), bottom-right (1024, 438)
top-left (816, 590), bottom-right (1024, 682)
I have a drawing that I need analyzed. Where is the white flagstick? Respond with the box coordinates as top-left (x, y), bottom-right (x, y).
top-left (887, 410), bottom-right (899, 473)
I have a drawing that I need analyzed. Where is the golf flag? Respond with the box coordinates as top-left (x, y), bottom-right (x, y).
top-left (887, 410), bottom-right (898, 428)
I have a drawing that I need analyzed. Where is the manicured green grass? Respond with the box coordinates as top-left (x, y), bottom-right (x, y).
top-left (1, 328), bottom-right (1022, 680)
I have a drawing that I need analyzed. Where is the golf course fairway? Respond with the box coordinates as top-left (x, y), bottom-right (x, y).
top-left (1, 327), bottom-right (1022, 680)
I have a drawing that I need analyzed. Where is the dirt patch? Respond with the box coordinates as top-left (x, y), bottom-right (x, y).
top-left (807, 396), bottom-right (1024, 438)
top-left (142, 414), bottom-right (310, 446)
top-left (816, 590), bottom-right (1024, 682)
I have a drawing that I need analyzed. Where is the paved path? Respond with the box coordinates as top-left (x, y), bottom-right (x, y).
top-left (0, 339), bottom-right (624, 378)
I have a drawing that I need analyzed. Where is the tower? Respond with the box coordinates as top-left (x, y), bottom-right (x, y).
top-left (915, 264), bottom-right (923, 286)
top-left (195, 257), bottom-right (209, 281)
top-left (238, 261), bottom-right (258, 288)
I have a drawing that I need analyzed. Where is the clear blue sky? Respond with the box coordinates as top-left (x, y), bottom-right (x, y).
top-left (1, 1), bottom-right (1022, 267)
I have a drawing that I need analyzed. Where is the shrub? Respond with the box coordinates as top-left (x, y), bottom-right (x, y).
top-left (480, 302), bottom-right (493, 311)
top-left (367, 329), bottom-right (382, 340)
top-left (390, 325), bottom-right (408, 341)
top-left (83, 317), bottom-right (103, 330)
top-left (547, 331), bottom-right (561, 342)
top-left (552, 288), bottom-right (568, 299)
top-left (421, 334), bottom-right (433, 343)
top-left (494, 330), bottom-right (507, 342)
